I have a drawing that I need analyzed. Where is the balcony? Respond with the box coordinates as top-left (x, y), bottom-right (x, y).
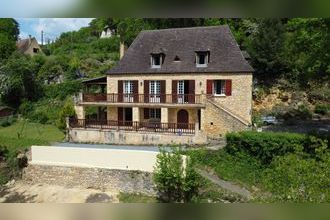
top-left (69, 118), bottom-right (196, 135)
top-left (80, 93), bottom-right (203, 105)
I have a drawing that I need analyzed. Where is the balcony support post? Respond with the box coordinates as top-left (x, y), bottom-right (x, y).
top-left (133, 107), bottom-right (140, 128)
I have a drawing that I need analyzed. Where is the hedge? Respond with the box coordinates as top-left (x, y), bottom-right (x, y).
top-left (226, 131), bottom-right (328, 164)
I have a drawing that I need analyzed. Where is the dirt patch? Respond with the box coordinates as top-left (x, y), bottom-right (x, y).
top-left (0, 181), bottom-right (119, 203)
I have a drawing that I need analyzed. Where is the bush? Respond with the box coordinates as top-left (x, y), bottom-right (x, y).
top-left (0, 115), bottom-right (16, 127)
top-left (263, 153), bottom-right (330, 202)
top-left (43, 80), bottom-right (82, 100)
top-left (226, 131), bottom-right (307, 164)
top-left (56, 97), bottom-right (76, 130)
top-left (153, 147), bottom-right (201, 202)
top-left (226, 131), bottom-right (328, 164)
top-left (314, 103), bottom-right (329, 115)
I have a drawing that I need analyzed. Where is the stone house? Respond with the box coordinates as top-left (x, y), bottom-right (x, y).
top-left (70, 25), bottom-right (254, 145)
top-left (16, 36), bottom-right (43, 56)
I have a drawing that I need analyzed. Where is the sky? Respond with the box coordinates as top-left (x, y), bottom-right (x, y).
top-left (16, 18), bottom-right (93, 44)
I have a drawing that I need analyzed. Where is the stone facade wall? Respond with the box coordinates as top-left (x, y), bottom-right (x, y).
top-left (69, 128), bottom-right (207, 145)
top-left (23, 165), bottom-right (156, 195)
top-left (107, 72), bottom-right (252, 122)
top-left (202, 101), bottom-right (250, 139)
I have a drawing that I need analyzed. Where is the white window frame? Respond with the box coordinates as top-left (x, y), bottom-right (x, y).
top-left (213, 80), bottom-right (226, 96)
top-left (196, 52), bottom-right (209, 67)
top-left (149, 80), bottom-right (161, 103)
top-left (151, 54), bottom-right (162, 68)
top-left (123, 80), bottom-right (134, 102)
top-left (177, 80), bottom-right (186, 104)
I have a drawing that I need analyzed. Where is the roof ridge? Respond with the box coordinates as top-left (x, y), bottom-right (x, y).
top-left (140, 25), bottom-right (229, 33)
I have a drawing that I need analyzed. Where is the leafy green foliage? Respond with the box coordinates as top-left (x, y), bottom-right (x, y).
top-left (0, 34), bottom-right (16, 61)
top-left (43, 80), bottom-right (82, 100)
top-left (246, 19), bottom-right (286, 82)
top-left (0, 18), bottom-right (19, 61)
top-left (0, 53), bottom-right (41, 107)
top-left (314, 103), bottom-right (330, 115)
top-left (0, 115), bottom-right (17, 127)
top-left (153, 148), bottom-right (201, 202)
top-left (56, 98), bottom-right (76, 130)
top-left (226, 131), bottom-right (306, 164)
top-left (262, 153), bottom-right (330, 202)
top-left (118, 192), bottom-right (157, 203)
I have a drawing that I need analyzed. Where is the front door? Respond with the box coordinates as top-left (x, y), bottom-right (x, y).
top-left (177, 109), bottom-right (189, 129)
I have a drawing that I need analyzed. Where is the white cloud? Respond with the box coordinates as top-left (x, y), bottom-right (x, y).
top-left (19, 18), bottom-right (93, 43)
top-left (34, 18), bottom-right (93, 36)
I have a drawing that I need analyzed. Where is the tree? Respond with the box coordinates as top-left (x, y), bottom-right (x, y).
top-left (247, 19), bottom-right (286, 82)
top-left (153, 147), bottom-right (200, 202)
top-left (0, 18), bottom-right (19, 41)
top-left (56, 97), bottom-right (76, 130)
top-left (0, 53), bottom-right (40, 107)
top-left (0, 18), bottom-right (19, 61)
top-left (284, 18), bottom-right (330, 85)
top-left (0, 34), bottom-right (16, 61)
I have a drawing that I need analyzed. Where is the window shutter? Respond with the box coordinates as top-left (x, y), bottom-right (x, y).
top-left (133, 80), bottom-right (138, 102)
top-left (206, 80), bottom-right (213, 95)
top-left (144, 108), bottom-right (149, 119)
top-left (144, 80), bottom-right (149, 103)
top-left (160, 80), bottom-right (166, 103)
top-left (118, 80), bottom-right (123, 102)
top-left (225, 80), bottom-right (232, 96)
top-left (189, 80), bottom-right (195, 103)
top-left (172, 80), bottom-right (177, 103)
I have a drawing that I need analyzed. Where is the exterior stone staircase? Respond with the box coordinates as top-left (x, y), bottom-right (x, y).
top-left (206, 98), bottom-right (250, 127)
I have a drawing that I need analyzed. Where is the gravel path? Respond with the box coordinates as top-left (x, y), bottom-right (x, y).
top-left (196, 168), bottom-right (253, 200)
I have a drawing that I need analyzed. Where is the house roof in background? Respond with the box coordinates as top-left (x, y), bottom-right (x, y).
top-left (107, 25), bottom-right (254, 75)
top-left (16, 37), bottom-right (40, 53)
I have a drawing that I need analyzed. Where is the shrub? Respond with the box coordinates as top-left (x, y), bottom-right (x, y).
top-left (153, 147), bottom-right (201, 202)
top-left (263, 153), bottom-right (330, 202)
top-left (314, 103), bottom-right (329, 115)
top-left (226, 131), bottom-right (308, 164)
top-left (0, 115), bottom-right (16, 127)
top-left (56, 97), bottom-right (76, 130)
top-left (226, 131), bottom-right (329, 164)
top-left (43, 80), bottom-right (82, 100)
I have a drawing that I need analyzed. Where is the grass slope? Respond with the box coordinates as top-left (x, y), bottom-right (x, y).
top-left (0, 120), bottom-right (64, 150)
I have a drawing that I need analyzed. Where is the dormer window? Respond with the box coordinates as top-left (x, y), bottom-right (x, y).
top-left (151, 53), bottom-right (163, 68)
top-left (196, 51), bottom-right (209, 67)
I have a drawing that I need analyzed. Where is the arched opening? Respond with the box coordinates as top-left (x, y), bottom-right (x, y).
top-left (177, 109), bottom-right (189, 129)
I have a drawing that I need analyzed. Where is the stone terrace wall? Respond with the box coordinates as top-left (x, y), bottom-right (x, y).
top-left (23, 165), bottom-right (156, 195)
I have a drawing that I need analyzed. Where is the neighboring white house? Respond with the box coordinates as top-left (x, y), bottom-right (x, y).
top-left (100, 25), bottom-right (114, 39)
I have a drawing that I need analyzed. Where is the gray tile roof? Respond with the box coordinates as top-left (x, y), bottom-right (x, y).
top-left (107, 25), bottom-right (254, 75)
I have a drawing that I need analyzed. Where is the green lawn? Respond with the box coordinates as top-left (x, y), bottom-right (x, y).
top-left (0, 120), bottom-right (64, 150)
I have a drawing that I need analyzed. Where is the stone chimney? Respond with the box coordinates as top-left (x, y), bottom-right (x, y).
top-left (119, 41), bottom-right (126, 60)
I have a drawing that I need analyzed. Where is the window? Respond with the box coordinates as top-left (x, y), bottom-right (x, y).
top-left (151, 54), bottom-right (163, 68)
top-left (149, 108), bottom-right (161, 119)
top-left (196, 51), bottom-right (209, 67)
top-left (213, 80), bottom-right (226, 95)
top-left (149, 81), bottom-right (161, 103)
top-left (33, 48), bottom-right (39, 53)
top-left (123, 81), bottom-right (134, 102)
